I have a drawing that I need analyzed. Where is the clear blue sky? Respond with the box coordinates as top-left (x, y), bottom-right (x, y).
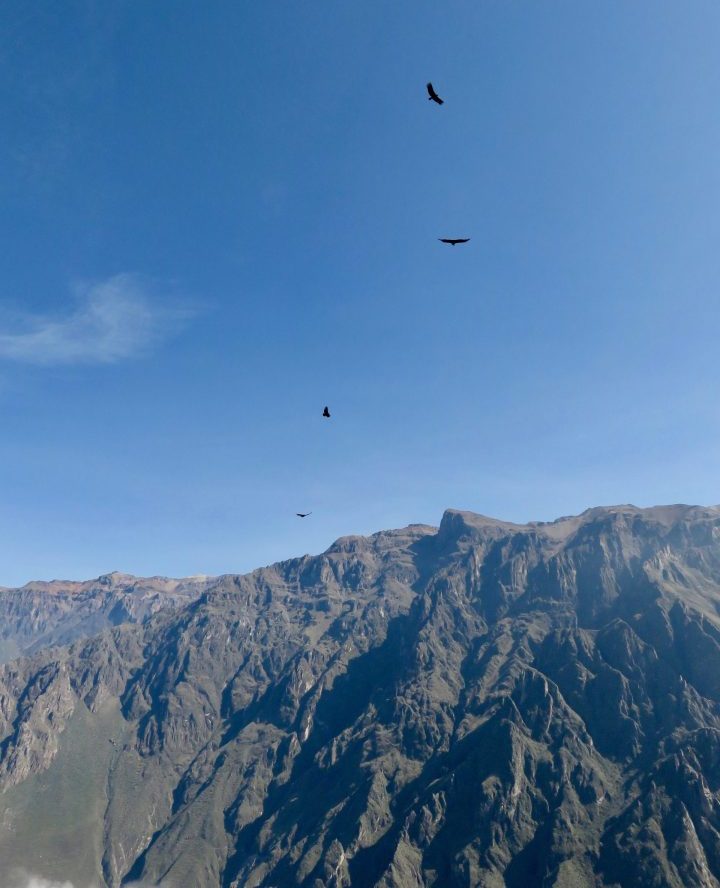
top-left (1, 1), bottom-right (719, 586)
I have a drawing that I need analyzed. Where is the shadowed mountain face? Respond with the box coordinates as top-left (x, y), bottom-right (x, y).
top-left (2, 506), bottom-right (720, 887)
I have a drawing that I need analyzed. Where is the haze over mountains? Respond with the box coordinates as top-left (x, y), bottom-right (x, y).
top-left (2, 504), bottom-right (720, 886)
top-left (0, 572), bottom-right (209, 665)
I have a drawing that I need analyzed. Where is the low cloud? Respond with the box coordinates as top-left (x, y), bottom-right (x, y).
top-left (4, 874), bottom-right (168, 888)
top-left (4, 873), bottom-right (92, 888)
top-left (0, 274), bottom-right (192, 366)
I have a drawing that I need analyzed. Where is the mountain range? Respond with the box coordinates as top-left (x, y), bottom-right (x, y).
top-left (0, 571), bottom-right (208, 665)
top-left (2, 504), bottom-right (720, 887)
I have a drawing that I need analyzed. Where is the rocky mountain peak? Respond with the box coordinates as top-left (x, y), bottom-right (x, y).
top-left (2, 505), bottom-right (720, 886)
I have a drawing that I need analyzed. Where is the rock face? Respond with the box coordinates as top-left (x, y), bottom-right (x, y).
top-left (2, 505), bottom-right (720, 887)
top-left (0, 571), bottom-right (209, 663)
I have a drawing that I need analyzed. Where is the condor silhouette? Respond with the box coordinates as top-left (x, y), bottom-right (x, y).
top-left (426, 82), bottom-right (444, 105)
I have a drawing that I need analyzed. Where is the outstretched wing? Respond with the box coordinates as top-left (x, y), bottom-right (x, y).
top-left (427, 82), bottom-right (443, 104)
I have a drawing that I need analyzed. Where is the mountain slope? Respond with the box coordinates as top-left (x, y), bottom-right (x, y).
top-left (0, 571), bottom-right (208, 663)
top-left (2, 506), bottom-right (720, 887)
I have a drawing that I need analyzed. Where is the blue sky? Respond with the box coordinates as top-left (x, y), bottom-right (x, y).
top-left (1, 1), bottom-right (719, 585)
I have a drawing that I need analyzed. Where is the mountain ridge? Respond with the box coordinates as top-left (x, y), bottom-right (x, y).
top-left (1, 503), bottom-right (720, 886)
top-left (0, 570), bottom-right (210, 664)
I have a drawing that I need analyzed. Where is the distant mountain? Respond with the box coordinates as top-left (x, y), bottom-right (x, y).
top-left (0, 571), bottom-right (208, 663)
top-left (2, 505), bottom-right (720, 887)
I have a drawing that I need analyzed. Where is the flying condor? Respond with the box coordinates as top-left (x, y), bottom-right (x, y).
top-left (426, 82), bottom-right (444, 105)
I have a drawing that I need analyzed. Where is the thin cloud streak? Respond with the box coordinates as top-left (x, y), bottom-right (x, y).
top-left (5, 872), bottom-right (92, 888)
top-left (6, 871), bottom-right (168, 887)
top-left (0, 274), bottom-right (193, 366)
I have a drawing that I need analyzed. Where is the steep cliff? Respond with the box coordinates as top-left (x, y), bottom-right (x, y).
top-left (2, 505), bottom-right (720, 887)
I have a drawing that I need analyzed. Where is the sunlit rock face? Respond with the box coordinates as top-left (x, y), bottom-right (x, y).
top-left (0, 571), bottom-right (209, 663)
top-left (2, 505), bottom-right (720, 887)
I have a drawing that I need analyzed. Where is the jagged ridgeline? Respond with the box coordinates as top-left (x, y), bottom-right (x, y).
top-left (2, 505), bottom-right (720, 887)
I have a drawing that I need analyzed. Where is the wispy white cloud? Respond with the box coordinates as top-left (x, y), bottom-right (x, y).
top-left (5, 872), bottom-right (168, 888)
top-left (4, 871), bottom-right (94, 888)
top-left (0, 274), bottom-right (192, 366)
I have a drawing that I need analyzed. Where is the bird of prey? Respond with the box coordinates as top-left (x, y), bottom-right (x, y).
top-left (296, 512), bottom-right (312, 518)
top-left (322, 406), bottom-right (331, 418)
top-left (427, 82), bottom-right (444, 105)
top-left (439, 238), bottom-right (470, 246)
